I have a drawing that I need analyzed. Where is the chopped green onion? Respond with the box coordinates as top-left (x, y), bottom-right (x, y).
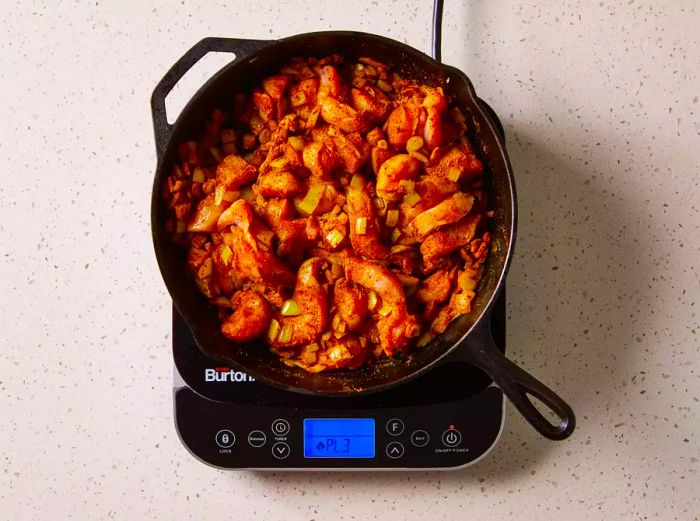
top-left (267, 319), bottom-right (280, 342)
top-left (355, 217), bottom-right (367, 235)
top-left (280, 299), bottom-right (301, 316)
top-left (385, 209), bottom-right (399, 227)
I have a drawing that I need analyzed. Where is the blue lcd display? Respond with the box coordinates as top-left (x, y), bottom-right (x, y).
top-left (303, 418), bottom-right (375, 458)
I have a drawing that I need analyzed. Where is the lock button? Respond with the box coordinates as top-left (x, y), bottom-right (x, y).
top-left (215, 429), bottom-right (236, 448)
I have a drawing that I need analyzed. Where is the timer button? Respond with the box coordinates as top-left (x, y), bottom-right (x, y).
top-left (386, 418), bottom-right (405, 436)
top-left (271, 419), bottom-right (290, 436)
top-left (386, 441), bottom-right (405, 459)
top-left (410, 430), bottom-right (430, 447)
top-left (272, 442), bottom-right (290, 459)
top-left (442, 428), bottom-right (462, 447)
top-left (215, 429), bottom-right (235, 448)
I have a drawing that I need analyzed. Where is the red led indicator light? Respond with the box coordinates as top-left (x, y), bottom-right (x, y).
top-left (449, 424), bottom-right (455, 430)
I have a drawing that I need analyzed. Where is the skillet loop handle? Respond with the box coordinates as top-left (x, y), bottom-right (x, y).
top-left (467, 322), bottom-right (576, 440)
top-left (150, 37), bottom-right (273, 160)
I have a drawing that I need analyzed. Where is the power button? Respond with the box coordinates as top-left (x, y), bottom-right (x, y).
top-left (441, 428), bottom-right (462, 447)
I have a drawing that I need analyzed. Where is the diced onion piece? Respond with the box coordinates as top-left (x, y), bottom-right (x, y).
top-left (367, 290), bottom-right (379, 311)
top-left (390, 228), bottom-right (402, 243)
top-left (454, 192), bottom-right (472, 211)
top-left (221, 245), bottom-right (233, 265)
top-left (210, 147), bottom-right (223, 162)
top-left (409, 151), bottom-right (429, 163)
top-left (406, 136), bottom-right (424, 153)
top-left (385, 209), bottom-right (399, 227)
top-left (221, 129), bottom-right (236, 144)
top-left (377, 139), bottom-right (388, 150)
top-left (175, 220), bottom-right (186, 234)
top-left (277, 324), bottom-right (292, 343)
top-left (355, 217), bottom-right (367, 235)
top-left (295, 184), bottom-right (326, 216)
top-left (417, 332), bottom-right (434, 347)
top-left (302, 351), bottom-right (317, 364)
top-left (192, 167), bottom-right (205, 184)
top-left (288, 136), bottom-right (305, 151)
top-left (240, 187), bottom-right (255, 202)
top-left (326, 229), bottom-right (344, 248)
top-left (447, 167), bottom-right (462, 183)
top-left (403, 192), bottom-right (421, 207)
top-left (306, 107), bottom-right (320, 129)
top-left (350, 174), bottom-right (365, 189)
top-left (280, 299), bottom-right (301, 317)
top-left (222, 190), bottom-right (240, 203)
top-left (399, 179), bottom-right (416, 193)
top-left (390, 244), bottom-right (413, 254)
top-left (378, 304), bottom-right (393, 317)
top-left (269, 156), bottom-right (288, 169)
top-left (377, 79), bottom-right (392, 92)
top-left (330, 262), bottom-right (344, 280)
top-left (397, 273), bottom-right (419, 286)
top-left (214, 184), bottom-right (226, 206)
top-left (267, 318), bottom-right (280, 342)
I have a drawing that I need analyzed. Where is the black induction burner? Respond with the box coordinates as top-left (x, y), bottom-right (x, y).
top-left (173, 291), bottom-right (506, 470)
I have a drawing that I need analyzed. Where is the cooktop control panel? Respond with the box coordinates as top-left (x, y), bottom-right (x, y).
top-left (174, 385), bottom-right (503, 469)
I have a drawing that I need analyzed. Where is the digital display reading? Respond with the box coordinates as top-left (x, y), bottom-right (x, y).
top-left (303, 418), bottom-right (375, 458)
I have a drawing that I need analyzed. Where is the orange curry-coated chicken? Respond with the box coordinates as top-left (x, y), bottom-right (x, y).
top-left (163, 54), bottom-right (491, 372)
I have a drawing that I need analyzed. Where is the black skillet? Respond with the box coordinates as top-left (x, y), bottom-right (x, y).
top-left (150, 3), bottom-right (575, 440)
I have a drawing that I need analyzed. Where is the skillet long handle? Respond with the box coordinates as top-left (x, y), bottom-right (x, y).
top-left (150, 37), bottom-right (273, 161)
top-left (466, 318), bottom-right (576, 440)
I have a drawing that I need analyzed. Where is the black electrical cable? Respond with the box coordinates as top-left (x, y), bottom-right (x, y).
top-left (431, 0), bottom-right (444, 61)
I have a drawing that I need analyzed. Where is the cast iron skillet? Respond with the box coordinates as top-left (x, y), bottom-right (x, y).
top-left (150, 27), bottom-right (575, 440)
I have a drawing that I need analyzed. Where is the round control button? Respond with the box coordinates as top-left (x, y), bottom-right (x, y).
top-left (385, 418), bottom-right (405, 436)
top-left (271, 419), bottom-right (290, 436)
top-left (410, 430), bottom-right (430, 447)
top-left (272, 442), bottom-right (291, 459)
top-left (247, 430), bottom-right (267, 448)
top-left (441, 428), bottom-right (462, 447)
top-left (386, 441), bottom-right (405, 459)
top-left (215, 429), bottom-right (235, 448)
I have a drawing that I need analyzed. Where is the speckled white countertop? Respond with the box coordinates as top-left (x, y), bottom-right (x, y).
top-left (1, 1), bottom-right (698, 519)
